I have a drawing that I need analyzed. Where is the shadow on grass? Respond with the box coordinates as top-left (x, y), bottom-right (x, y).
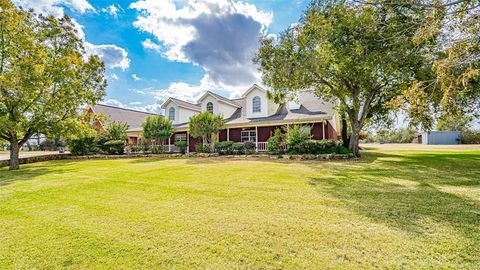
top-left (308, 151), bottom-right (480, 240)
top-left (0, 160), bottom-right (78, 186)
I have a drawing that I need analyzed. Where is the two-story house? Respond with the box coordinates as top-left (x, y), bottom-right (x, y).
top-left (161, 84), bottom-right (339, 152)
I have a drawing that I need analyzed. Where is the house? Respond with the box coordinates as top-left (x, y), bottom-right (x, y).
top-left (86, 104), bottom-right (158, 145)
top-left (161, 84), bottom-right (339, 152)
top-left (417, 131), bottom-right (461, 145)
top-left (87, 84), bottom-right (339, 152)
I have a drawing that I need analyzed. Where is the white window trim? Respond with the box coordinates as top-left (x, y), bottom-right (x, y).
top-left (241, 130), bottom-right (257, 143)
top-left (175, 133), bottom-right (187, 142)
top-left (252, 96), bottom-right (261, 113)
top-left (168, 107), bottom-right (175, 121)
top-left (206, 102), bottom-right (214, 113)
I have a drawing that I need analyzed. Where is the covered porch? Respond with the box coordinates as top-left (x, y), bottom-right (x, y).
top-left (164, 120), bottom-right (337, 153)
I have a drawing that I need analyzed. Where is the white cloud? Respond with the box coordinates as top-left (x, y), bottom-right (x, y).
top-left (152, 74), bottom-right (247, 105)
top-left (142, 39), bottom-right (162, 53)
top-left (13, 0), bottom-right (94, 17)
top-left (101, 4), bottom-right (122, 17)
top-left (132, 74), bottom-right (141, 81)
top-left (13, 0), bottom-right (130, 71)
top-left (130, 0), bottom-right (272, 91)
top-left (103, 99), bottom-right (162, 114)
top-left (110, 73), bottom-right (119, 80)
top-left (85, 43), bottom-right (130, 70)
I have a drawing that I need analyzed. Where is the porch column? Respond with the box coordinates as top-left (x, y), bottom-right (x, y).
top-left (255, 126), bottom-right (258, 152)
top-left (186, 131), bottom-right (189, 153)
top-left (168, 137), bottom-right (171, 152)
top-left (322, 121), bottom-right (326, 139)
top-left (227, 128), bottom-right (230, 141)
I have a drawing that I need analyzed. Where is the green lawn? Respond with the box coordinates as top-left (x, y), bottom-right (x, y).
top-left (1, 149), bottom-right (479, 269)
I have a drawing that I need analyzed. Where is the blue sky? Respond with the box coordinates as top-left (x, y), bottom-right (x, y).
top-left (14, 0), bottom-right (310, 113)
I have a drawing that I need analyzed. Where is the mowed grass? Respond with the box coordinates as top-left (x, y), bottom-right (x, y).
top-left (0, 149), bottom-right (479, 269)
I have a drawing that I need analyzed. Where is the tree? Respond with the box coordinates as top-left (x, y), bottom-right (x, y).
top-left (142, 115), bottom-right (173, 149)
top-left (188, 111), bottom-right (225, 148)
top-left (436, 113), bottom-right (473, 132)
top-left (0, 1), bottom-right (106, 170)
top-left (255, 1), bottom-right (432, 156)
top-left (383, 0), bottom-right (480, 128)
top-left (104, 121), bottom-right (129, 141)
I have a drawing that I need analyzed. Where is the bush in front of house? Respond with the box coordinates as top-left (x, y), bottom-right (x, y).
top-left (285, 124), bottom-right (312, 154)
top-left (195, 144), bottom-right (210, 153)
top-left (103, 140), bottom-right (126, 155)
top-left (296, 139), bottom-right (337, 154)
top-left (232, 142), bottom-right (245, 154)
top-left (175, 141), bottom-right (188, 154)
top-left (68, 136), bottom-right (98, 156)
top-left (244, 142), bottom-right (256, 154)
top-left (266, 128), bottom-right (286, 153)
top-left (214, 141), bottom-right (234, 155)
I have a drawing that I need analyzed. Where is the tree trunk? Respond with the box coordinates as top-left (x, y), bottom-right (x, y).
top-left (349, 126), bottom-right (361, 157)
top-left (9, 140), bottom-right (20, 170)
top-left (341, 113), bottom-right (350, 148)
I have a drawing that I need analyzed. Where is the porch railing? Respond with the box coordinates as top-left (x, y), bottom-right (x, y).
top-left (162, 145), bottom-right (179, 152)
top-left (257, 142), bottom-right (267, 152)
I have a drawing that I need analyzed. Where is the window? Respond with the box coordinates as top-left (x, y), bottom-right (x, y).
top-left (206, 102), bottom-right (213, 113)
top-left (168, 107), bottom-right (175, 121)
top-left (252, 96), bottom-right (261, 113)
top-left (241, 130), bottom-right (257, 142)
top-left (175, 133), bottom-right (187, 142)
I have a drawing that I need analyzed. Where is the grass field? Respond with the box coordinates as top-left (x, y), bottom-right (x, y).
top-left (1, 147), bottom-right (479, 269)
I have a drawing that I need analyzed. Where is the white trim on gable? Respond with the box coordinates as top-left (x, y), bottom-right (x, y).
top-left (161, 98), bottom-right (201, 112)
top-left (241, 84), bottom-right (266, 98)
top-left (197, 91), bottom-right (241, 108)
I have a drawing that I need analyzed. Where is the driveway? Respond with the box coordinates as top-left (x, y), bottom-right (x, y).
top-left (0, 151), bottom-right (63, 161)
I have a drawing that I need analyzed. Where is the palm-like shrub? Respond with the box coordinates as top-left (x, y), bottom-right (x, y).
top-left (142, 116), bottom-right (174, 151)
top-left (189, 112), bottom-right (225, 150)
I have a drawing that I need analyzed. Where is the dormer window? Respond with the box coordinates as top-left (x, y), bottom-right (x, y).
top-left (206, 102), bottom-right (213, 113)
top-left (168, 107), bottom-right (175, 121)
top-left (252, 96), bottom-right (261, 113)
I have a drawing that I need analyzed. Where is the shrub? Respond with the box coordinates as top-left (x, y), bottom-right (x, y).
top-left (214, 141), bottom-right (234, 155)
top-left (461, 130), bottom-right (480, 144)
top-left (286, 124), bottom-right (311, 153)
top-left (335, 145), bottom-right (351, 154)
top-left (175, 141), bottom-right (188, 154)
top-left (244, 141), bottom-right (256, 154)
top-left (130, 145), bottom-right (143, 153)
top-left (195, 144), bottom-right (210, 153)
top-left (266, 128), bottom-right (285, 153)
top-left (151, 145), bottom-right (163, 154)
top-left (232, 142), bottom-right (245, 154)
top-left (68, 136), bottom-right (98, 156)
top-left (103, 140), bottom-right (125, 155)
top-left (296, 139), bottom-right (338, 154)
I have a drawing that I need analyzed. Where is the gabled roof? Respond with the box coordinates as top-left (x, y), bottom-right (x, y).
top-left (91, 104), bottom-right (157, 131)
top-left (161, 97), bottom-right (201, 111)
top-left (198, 91), bottom-right (241, 108)
top-left (241, 84), bottom-right (266, 98)
top-left (225, 91), bottom-right (335, 126)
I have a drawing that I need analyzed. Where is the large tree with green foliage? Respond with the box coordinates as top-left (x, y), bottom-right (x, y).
top-left (188, 111), bottom-right (225, 147)
top-left (390, 0), bottom-right (480, 127)
top-left (255, 0), bottom-right (432, 156)
top-left (0, 0), bottom-right (106, 170)
top-left (142, 115), bottom-right (173, 148)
